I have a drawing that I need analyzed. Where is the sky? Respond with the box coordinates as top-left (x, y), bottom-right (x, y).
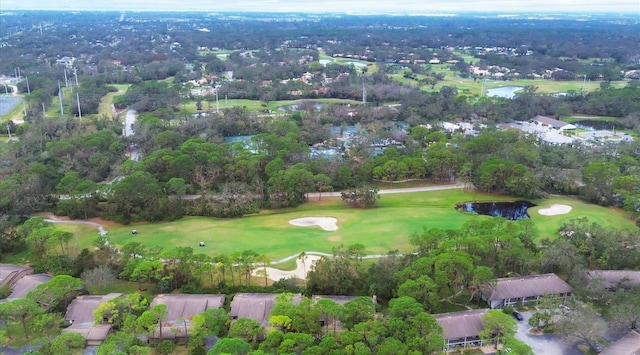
top-left (2, 0), bottom-right (639, 13)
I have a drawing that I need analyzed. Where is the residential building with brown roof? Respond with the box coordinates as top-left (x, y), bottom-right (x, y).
top-left (6, 274), bottom-right (52, 300)
top-left (230, 293), bottom-right (301, 326)
top-left (434, 309), bottom-right (488, 350)
top-left (312, 295), bottom-right (376, 332)
top-left (149, 294), bottom-right (225, 339)
top-left (582, 270), bottom-right (640, 291)
top-left (62, 293), bottom-right (124, 345)
top-left (481, 273), bottom-right (572, 309)
top-left (0, 264), bottom-right (34, 288)
top-left (600, 330), bottom-right (640, 355)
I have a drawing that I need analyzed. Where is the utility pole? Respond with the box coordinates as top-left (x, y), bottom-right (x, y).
top-left (76, 91), bottom-right (82, 119)
top-left (215, 86), bottom-right (219, 113)
top-left (58, 80), bottom-right (64, 116)
top-left (64, 69), bottom-right (69, 88)
top-left (73, 67), bottom-right (79, 87)
top-left (25, 76), bottom-right (30, 94)
top-left (7, 124), bottom-right (11, 139)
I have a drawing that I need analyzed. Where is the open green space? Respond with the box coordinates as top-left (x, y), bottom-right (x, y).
top-left (388, 61), bottom-right (627, 96)
top-left (184, 97), bottom-right (362, 113)
top-left (529, 196), bottom-right (634, 239)
top-left (561, 115), bottom-right (619, 123)
top-left (98, 84), bottom-right (130, 117)
top-left (61, 190), bottom-right (637, 261)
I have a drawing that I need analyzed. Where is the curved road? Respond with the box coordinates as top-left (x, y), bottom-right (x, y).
top-left (46, 182), bottom-right (465, 265)
top-left (182, 182), bottom-right (465, 200)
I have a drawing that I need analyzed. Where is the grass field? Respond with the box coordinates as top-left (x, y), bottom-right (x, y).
top-left (387, 61), bottom-right (628, 97)
top-left (98, 84), bottom-right (130, 116)
top-left (184, 97), bottom-right (363, 113)
top-left (561, 115), bottom-right (619, 123)
top-left (59, 190), bottom-right (637, 261)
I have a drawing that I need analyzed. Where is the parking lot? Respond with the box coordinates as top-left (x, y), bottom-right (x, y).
top-left (514, 311), bottom-right (580, 355)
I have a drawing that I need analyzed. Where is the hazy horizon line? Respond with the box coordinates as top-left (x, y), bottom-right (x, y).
top-left (1, 9), bottom-right (638, 15)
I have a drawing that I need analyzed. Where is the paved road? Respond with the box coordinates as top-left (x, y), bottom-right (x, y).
top-left (181, 182), bottom-right (466, 200)
top-left (124, 109), bottom-right (136, 137)
top-left (44, 218), bottom-right (108, 237)
top-left (515, 311), bottom-right (578, 355)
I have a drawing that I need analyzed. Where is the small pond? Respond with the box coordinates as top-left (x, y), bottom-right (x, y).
top-left (224, 135), bottom-right (255, 143)
top-left (572, 120), bottom-right (628, 131)
top-left (277, 102), bottom-right (325, 111)
top-left (456, 201), bottom-right (536, 220)
top-left (0, 95), bottom-right (22, 116)
top-left (486, 86), bottom-right (523, 99)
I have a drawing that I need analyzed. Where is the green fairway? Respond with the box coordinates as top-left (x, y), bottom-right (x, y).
top-left (561, 115), bottom-right (619, 123)
top-left (530, 196), bottom-right (635, 239)
top-left (62, 190), bottom-right (637, 260)
top-left (98, 84), bottom-right (130, 116)
top-left (185, 98), bottom-right (362, 113)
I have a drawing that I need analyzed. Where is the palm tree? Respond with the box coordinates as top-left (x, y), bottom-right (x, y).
top-left (298, 252), bottom-right (307, 286)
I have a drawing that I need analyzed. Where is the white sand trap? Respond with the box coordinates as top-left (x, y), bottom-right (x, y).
top-left (253, 254), bottom-right (322, 281)
top-left (538, 204), bottom-right (572, 216)
top-left (289, 217), bottom-right (338, 231)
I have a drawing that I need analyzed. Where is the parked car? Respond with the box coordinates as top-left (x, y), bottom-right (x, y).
top-left (512, 311), bottom-right (524, 321)
top-left (559, 304), bottom-right (572, 314)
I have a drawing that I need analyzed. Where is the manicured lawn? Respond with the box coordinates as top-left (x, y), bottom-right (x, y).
top-left (530, 196), bottom-right (636, 240)
top-left (387, 59), bottom-right (629, 96)
top-left (184, 97), bottom-right (363, 113)
top-left (98, 84), bottom-right (130, 116)
top-left (561, 115), bottom-right (619, 123)
top-left (62, 190), bottom-right (638, 260)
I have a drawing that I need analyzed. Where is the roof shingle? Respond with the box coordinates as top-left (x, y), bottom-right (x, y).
top-left (485, 273), bottom-right (572, 301)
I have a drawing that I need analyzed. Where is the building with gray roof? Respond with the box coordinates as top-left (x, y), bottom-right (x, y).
top-left (0, 264), bottom-right (33, 288)
top-left (149, 294), bottom-right (225, 339)
top-left (62, 293), bottom-right (123, 345)
top-left (312, 295), bottom-right (376, 332)
top-left (531, 115), bottom-right (576, 131)
top-left (600, 330), bottom-right (640, 355)
top-left (481, 273), bottom-right (572, 309)
top-left (6, 274), bottom-right (52, 300)
top-left (434, 309), bottom-right (488, 350)
top-left (582, 270), bottom-right (640, 291)
top-left (230, 293), bottom-right (301, 326)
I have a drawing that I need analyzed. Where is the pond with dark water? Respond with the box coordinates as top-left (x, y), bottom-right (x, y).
top-left (572, 120), bottom-right (628, 130)
top-left (456, 201), bottom-right (536, 220)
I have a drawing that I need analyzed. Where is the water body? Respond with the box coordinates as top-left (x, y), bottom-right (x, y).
top-left (0, 95), bottom-right (22, 116)
top-left (277, 102), bottom-right (325, 111)
top-left (486, 86), bottom-right (523, 99)
top-left (345, 61), bottom-right (368, 68)
top-left (456, 201), bottom-right (536, 220)
top-left (224, 135), bottom-right (255, 143)
top-left (572, 119), bottom-right (627, 130)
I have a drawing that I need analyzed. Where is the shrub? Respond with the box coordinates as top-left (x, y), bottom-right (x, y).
top-left (81, 265), bottom-right (116, 290)
top-left (156, 340), bottom-right (175, 355)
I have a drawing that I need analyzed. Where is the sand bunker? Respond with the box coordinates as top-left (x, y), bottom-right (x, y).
top-left (289, 217), bottom-right (338, 231)
top-left (253, 254), bottom-right (322, 281)
top-left (538, 204), bottom-right (572, 216)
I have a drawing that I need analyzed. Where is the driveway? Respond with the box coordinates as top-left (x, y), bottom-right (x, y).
top-left (514, 311), bottom-right (581, 355)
